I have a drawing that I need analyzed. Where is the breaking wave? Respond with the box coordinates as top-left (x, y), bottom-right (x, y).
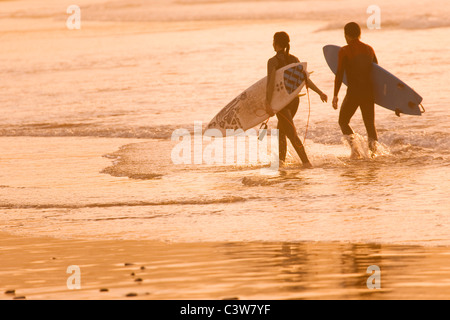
top-left (0, 196), bottom-right (247, 210)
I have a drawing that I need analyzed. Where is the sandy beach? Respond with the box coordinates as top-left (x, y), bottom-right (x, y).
top-left (1, 0), bottom-right (449, 302)
top-left (1, 232), bottom-right (449, 300)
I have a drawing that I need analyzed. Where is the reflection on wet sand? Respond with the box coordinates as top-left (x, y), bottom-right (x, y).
top-left (217, 242), bottom-right (449, 299)
top-left (1, 234), bottom-right (448, 299)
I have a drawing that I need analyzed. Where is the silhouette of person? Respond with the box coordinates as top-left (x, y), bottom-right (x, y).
top-left (266, 32), bottom-right (327, 167)
top-left (332, 22), bottom-right (379, 155)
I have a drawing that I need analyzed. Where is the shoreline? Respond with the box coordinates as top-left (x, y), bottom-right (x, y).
top-left (1, 232), bottom-right (449, 300)
top-left (0, 0), bottom-right (448, 301)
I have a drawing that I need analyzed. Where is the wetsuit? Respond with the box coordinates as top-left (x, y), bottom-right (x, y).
top-left (335, 39), bottom-right (378, 142)
top-left (267, 51), bottom-right (309, 164)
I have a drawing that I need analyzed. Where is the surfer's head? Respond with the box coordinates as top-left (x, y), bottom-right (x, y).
top-left (344, 22), bottom-right (361, 43)
top-left (273, 31), bottom-right (290, 56)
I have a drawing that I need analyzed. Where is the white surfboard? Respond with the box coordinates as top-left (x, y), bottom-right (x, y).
top-left (205, 62), bottom-right (308, 136)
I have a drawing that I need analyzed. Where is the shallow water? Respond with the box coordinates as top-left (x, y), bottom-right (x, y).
top-left (0, 0), bottom-right (449, 246)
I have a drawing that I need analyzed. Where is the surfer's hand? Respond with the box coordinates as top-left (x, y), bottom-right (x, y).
top-left (319, 92), bottom-right (328, 103)
top-left (332, 96), bottom-right (338, 110)
top-left (265, 100), bottom-right (275, 117)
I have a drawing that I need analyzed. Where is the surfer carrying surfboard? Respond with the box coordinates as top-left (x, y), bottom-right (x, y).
top-left (332, 22), bottom-right (379, 155)
top-left (266, 32), bottom-right (328, 167)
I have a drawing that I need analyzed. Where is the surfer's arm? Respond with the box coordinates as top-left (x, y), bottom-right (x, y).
top-left (332, 72), bottom-right (343, 110)
top-left (334, 49), bottom-right (345, 97)
top-left (333, 70), bottom-right (344, 97)
top-left (369, 45), bottom-right (378, 64)
top-left (306, 78), bottom-right (327, 102)
top-left (333, 49), bottom-right (345, 109)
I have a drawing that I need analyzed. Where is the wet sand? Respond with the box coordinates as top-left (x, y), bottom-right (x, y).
top-left (1, 232), bottom-right (449, 300)
top-left (1, 0), bottom-right (449, 301)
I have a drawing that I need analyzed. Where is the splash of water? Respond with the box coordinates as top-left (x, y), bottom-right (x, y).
top-left (342, 133), bottom-right (391, 159)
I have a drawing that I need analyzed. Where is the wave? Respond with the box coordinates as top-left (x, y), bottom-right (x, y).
top-left (316, 15), bottom-right (450, 32)
top-left (0, 123), bottom-right (180, 139)
top-left (379, 130), bottom-right (450, 152)
top-left (306, 127), bottom-right (450, 153)
top-left (0, 196), bottom-right (247, 210)
top-left (4, 0), bottom-right (446, 31)
top-left (85, 1), bottom-right (450, 32)
top-left (2, 121), bottom-right (449, 153)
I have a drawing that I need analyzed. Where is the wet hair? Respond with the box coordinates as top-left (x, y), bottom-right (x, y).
top-left (273, 31), bottom-right (290, 57)
top-left (344, 22), bottom-right (361, 39)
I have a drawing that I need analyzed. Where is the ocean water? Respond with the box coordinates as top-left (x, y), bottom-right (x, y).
top-left (0, 0), bottom-right (449, 245)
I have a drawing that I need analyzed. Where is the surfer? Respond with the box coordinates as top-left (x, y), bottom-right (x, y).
top-left (265, 31), bottom-right (328, 167)
top-left (332, 22), bottom-right (379, 156)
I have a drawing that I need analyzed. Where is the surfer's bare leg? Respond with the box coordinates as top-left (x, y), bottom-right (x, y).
top-left (276, 101), bottom-right (311, 166)
top-left (277, 123), bottom-right (287, 163)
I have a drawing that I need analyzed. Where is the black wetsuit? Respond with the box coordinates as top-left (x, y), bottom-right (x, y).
top-left (267, 51), bottom-right (309, 164)
top-left (336, 39), bottom-right (378, 142)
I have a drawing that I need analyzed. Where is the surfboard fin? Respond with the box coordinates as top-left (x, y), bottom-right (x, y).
top-left (395, 108), bottom-right (401, 117)
top-left (258, 122), bottom-right (268, 141)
